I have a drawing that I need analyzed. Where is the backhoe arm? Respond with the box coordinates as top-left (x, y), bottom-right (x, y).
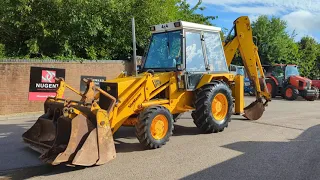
top-left (223, 16), bottom-right (271, 120)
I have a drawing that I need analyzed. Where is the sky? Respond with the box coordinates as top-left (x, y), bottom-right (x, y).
top-left (187, 0), bottom-right (320, 42)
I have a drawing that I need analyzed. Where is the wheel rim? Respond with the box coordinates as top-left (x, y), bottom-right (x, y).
top-left (211, 93), bottom-right (228, 121)
top-left (150, 114), bottom-right (168, 140)
top-left (286, 88), bottom-right (293, 97)
top-left (266, 83), bottom-right (272, 93)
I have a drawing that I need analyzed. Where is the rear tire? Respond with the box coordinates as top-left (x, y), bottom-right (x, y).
top-left (265, 78), bottom-right (277, 98)
top-left (282, 85), bottom-right (299, 101)
top-left (135, 106), bottom-right (174, 149)
top-left (191, 81), bottom-right (233, 133)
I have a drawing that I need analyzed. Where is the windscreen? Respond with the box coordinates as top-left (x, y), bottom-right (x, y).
top-left (143, 30), bottom-right (182, 69)
top-left (285, 65), bottom-right (300, 77)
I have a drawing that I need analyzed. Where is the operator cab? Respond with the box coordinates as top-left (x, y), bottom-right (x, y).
top-left (285, 65), bottom-right (300, 79)
top-left (140, 20), bottom-right (229, 90)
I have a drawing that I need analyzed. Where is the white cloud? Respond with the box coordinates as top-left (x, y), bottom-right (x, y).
top-left (282, 10), bottom-right (320, 41)
top-left (187, 0), bottom-right (320, 41)
top-left (282, 10), bottom-right (320, 31)
top-left (248, 14), bottom-right (259, 23)
top-left (224, 6), bottom-right (285, 15)
top-left (201, 0), bottom-right (320, 13)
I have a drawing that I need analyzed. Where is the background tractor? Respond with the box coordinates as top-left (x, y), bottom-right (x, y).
top-left (263, 64), bottom-right (319, 101)
top-left (22, 16), bottom-right (271, 167)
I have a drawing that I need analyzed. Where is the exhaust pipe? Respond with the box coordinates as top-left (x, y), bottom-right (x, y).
top-left (132, 17), bottom-right (137, 76)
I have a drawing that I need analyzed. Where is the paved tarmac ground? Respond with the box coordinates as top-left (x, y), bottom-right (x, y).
top-left (0, 96), bottom-right (320, 180)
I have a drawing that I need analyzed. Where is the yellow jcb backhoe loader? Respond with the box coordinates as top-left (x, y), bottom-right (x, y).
top-left (22, 16), bottom-right (271, 167)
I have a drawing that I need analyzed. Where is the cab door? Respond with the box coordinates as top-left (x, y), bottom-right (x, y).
top-left (183, 30), bottom-right (229, 91)
top-left (183, 30), bottom-right (208, 90)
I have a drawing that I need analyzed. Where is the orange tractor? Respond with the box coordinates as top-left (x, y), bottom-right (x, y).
top-left (264, 64), bottom-right (319, 101)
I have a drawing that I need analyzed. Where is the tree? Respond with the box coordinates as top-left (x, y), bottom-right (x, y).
top-left (223, 15), bottom-right (301, 66)
top-left (297, 36), bottom-right (319, 78)
top-left (0, 0), bottom-right (218, 60)
top-left (251, 15), bottom-right (300, 65)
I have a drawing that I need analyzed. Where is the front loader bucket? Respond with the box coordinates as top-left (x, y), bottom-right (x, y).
top-left (22, 106), bottom-right (63, 153)
top-left (243, 100), bottom-right (265, 120)
top-left (22, 101), bottom-right (116, 167)
top-left (46, 113), bottom-right (95, 165)
top-left (71, 112), bottom-right (116, 166)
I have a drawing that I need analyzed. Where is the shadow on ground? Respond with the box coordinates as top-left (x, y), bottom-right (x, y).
top-left (0, 118), bottom-right (202, 180)
top-left (0, 122), bottom-right (142, 179)
top-left (114, 123), bottom-right (203, 153)
top-left (181, 124), bottom-right (320, 180)
top-left (2, 116), bottom-right (319, 180)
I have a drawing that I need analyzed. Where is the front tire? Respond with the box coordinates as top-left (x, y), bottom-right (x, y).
top-left (135, 106), bottom-right (174, 149)
top-left (191, 81), bottom-right (233, 133)
top-left (283, 85), bottom-right (299, 101)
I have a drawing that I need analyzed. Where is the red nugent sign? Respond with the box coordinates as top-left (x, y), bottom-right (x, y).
top-left (28, 67), bottom-right (66, 101)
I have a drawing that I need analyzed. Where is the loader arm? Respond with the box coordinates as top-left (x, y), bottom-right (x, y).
top-left (223, 16), bottom-right (271, 104)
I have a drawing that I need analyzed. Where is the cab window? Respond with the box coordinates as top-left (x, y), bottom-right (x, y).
top-left (185, 31), bottom-right (206, 72)
top-left (203, 32), bottom-right (228, 72)
top-left (144, 30), bottom-right (182, 69)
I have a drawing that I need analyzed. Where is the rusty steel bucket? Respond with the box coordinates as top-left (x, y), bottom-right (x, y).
top-left (243, 100), bottom-right (265, 120)
top-left (242, 76), bottom-right (269, 120)
top-left (22, 99), bottom-right (116, 166)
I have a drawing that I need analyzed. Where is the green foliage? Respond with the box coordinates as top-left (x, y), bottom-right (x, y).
top-left (251, 15), bottom-right (300, 65)
top-left (0, 44), bottom-right (5, 58)
top-left (1, 1), bottom-right (318, 78)
top-left (297, 36), bottom-right (319, 78)
top-left (0, 0), bottom-right (217, 60)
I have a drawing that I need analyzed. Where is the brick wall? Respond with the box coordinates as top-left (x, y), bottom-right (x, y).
top-left (0, 60), bottom-right (132, 115)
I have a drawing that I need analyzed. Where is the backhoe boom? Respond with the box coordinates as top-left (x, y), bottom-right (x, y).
top-left (223, 16), bottom-right (271, 119)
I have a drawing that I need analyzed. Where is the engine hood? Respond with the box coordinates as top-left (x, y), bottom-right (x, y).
top-left (289, 75), bottom-right (312, 89)
top-left (290, 75), bottom-right (311, 83)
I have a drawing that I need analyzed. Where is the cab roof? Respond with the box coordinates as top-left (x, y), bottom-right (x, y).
top-left (150, 20), bottom-right (221, 33)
